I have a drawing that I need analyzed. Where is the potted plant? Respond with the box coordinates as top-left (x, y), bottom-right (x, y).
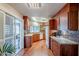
top-left (0, 43), bottom-right (15, 56)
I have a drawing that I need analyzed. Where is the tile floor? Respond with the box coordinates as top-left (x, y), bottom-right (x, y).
top-left (17, 40), bottom-right (53, 56)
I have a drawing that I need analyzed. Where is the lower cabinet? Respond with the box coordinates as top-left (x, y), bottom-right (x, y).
top-left (60, 45), bottom-right (78, 56)
top-left (32, 34), bottom-right (40, 42)
top-left (24, 36), bottom-right (32, 48)
top-left (51, 37), bottom-right (78, 56)
top-left (51, 39), bottom-right (60, 56)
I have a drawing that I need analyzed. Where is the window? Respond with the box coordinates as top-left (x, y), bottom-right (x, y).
top-left (30, 26), bottom-right (40, 32)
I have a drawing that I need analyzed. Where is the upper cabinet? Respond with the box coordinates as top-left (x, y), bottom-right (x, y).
top-left (52, 3), bottom-right (79, 31)
top-left (49, 19), bottom-right (57, 30)
top-left (68, 4), bottom-right (78, 31)
top-left (23, 16), bottom-right (29, 31)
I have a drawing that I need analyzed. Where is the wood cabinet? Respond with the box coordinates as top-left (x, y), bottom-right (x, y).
top-left (23, 16), bottom-right (30, 31)
top-left (32, 33), bottom-right (40, 42)
top-left (51, 38), bottom-right (60, 56)
top-left (24, 36), bottom-right (32, 48)
top-left (49, 19), bottom-right (57, 30)
top-left (68, 4), bottom-right (78, 31)
top-left (68, 11), bottom-right (78, 31)
top-left (52, 3), bottom-right (79, 31)
top-left (60, 45), bottom-right (78, 56)
top-left (50, 37), bottom-right (78, 56)
top-left (69, 3), bottom-right (78, 12)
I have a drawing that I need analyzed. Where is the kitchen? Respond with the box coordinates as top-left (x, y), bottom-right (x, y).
top-left (0, 3), bottom-right (79, 56)
top-left (20, 3), bottom-right (79, 56)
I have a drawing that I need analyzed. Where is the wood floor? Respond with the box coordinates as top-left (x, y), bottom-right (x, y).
top-left (17, 40), bottom-right (54, 56)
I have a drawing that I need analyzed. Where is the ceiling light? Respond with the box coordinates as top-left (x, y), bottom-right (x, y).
top-left (32, 17), bottom-right (37, 21)
top-left (26, 3), bottom-right (42, 8)
top-left (33, 22), bottom-right (39, 26)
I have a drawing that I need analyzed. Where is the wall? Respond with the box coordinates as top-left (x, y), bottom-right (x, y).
top-left (0, 3), bottom-right (23, 19)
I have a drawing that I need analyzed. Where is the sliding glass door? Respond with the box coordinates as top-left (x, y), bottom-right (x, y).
top-left (0, 10), bottom-right (24, 56)
top-left (15, 19), bottom-right (21, 54)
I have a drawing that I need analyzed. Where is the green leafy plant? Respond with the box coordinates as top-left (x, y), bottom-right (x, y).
top-left (0, 43), bottom-right (15, 56)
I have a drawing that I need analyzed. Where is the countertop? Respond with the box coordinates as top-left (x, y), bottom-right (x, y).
top-left (25, 33), bottom-right (33, 36)
top-left (50, 36), bottom-right (78, 44)
top-left (24, 32), bottom-right (41, 36)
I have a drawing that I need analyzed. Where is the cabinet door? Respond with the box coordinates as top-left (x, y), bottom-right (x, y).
top-left (32, 34), bottom-right (40, 42)
top-left (24, 36), bottom-right (32, 48)
top-left (49, 19), bottom-right (57, 30)
top-left (68, 11), bottom-right (78, 31)
top-left (51, 39), bottom-right (60, 56)
top-left (61, 45), bottom-right (78, 56)
top-left (68, 4), bottom-right (78, 31)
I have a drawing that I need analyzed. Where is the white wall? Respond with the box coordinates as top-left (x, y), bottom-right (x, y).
top-left (0, 3), bottom-right (23, 19)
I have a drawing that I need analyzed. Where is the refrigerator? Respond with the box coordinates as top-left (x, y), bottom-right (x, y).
top-left (45, 26), bottom-right (49, 48)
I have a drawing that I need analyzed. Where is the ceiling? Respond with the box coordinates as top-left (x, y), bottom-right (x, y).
top-left (9, 3), bottom-right (66, 18)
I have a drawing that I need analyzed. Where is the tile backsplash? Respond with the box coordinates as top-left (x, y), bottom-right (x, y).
top-left (62, 30), bottom-right (79, 42)
top-left (66, 30), bottom-right (79, 37)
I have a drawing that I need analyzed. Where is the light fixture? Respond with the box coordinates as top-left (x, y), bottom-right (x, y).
top-left (33, 22), bottom-right (39, 26)
top-left (32, 17), bottom-right (37, 21)
top-left (26, 3), bottom-right (42, 8)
